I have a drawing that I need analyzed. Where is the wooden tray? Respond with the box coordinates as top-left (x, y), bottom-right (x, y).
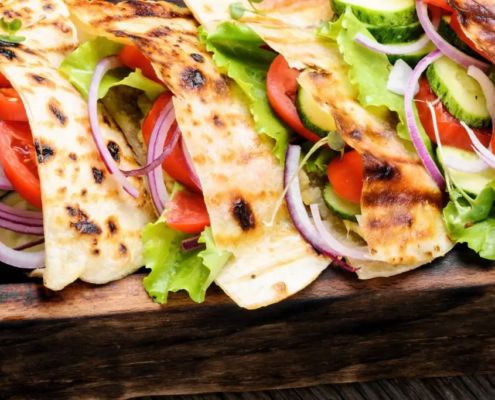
top-left (2, 247), bottom-right (495, 399)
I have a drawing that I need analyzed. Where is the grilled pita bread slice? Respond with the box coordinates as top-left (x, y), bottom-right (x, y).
top-left (185, 0), bottom-right (454, 278)
top-left (448, 0), bottom-right (495, 63)
top-left (63, 0), bottom-right (329, 309)
top-left (0, 10), bottom-right (155, 289)
top-left (0, 0), bottom-right (78, 68)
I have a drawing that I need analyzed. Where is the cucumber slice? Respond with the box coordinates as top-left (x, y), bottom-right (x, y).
top-left (427, 56), bottom-right (491, 129)
top-left (387, 41), bottom-right (437, 68)
top-left (438, 15), bottom-right (485, 61)
top-left (0, 192), bottom-right (44, 251)
top-left (323, 182), bottom-right (361, 222)
top-left (296, 85), bottom-right (336, 138)
top-left (331, 0), bottom-right (417, 27)
top-left (367, 21), bottom-right (424, 44)
top-left (437, 146), bottom-right (495, 196)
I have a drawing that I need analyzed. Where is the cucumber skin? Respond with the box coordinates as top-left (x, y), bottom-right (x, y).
top-left (367, 22), bottom-right (424, 44)
top-left (387, 42), bottom-right (436, 68)
top-left (438, 17), bottom-right (485, 61)
top-left (331, 0), bottom-right (418, 27)
top-left (296, 90), bottom-right (330, 138)
top-left (323, 183), bottom-right (361, 222)
top-left (426, 63), bottom-right (491, 129)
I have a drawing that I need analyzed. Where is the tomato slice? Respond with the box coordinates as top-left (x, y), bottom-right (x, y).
top-left (0, 88), bottom-right (28, 122)
top-left (0, 72), bottom-right (11, 88)
top-left (415, 77), bottom-right (491, 152)
top-left (327, 150), bottom-right (363, 204)
top-left (118, 45), bottom-right (162, 84)
top-left (450, 13), bottom-right (491, 61)
top-left (165, 190), bottom-right (210, 234)
top-left (142, 92), bottom-right (201, 191)
top-left (422, 0), bottom-right (454, 12)
top-left (267, 54), bottom-right (322, 143)
top-left (0, 121), bottom-right (41, 209)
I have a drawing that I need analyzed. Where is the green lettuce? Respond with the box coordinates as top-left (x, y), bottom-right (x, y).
top-left (318, 9), bottom-right (432, 152)
top-left (142, 216), bottom-right (232, 304)
top-left (302, 143), bottom-right (337, 177)
top-left (444, 185), bottom-right (495, 259)
top-left (199, 22), bottom-right (292, 162)
top-left (59, 36), bottom-right (165, 101)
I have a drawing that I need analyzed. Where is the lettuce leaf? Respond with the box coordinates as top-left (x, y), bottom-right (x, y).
top-left (59, 36), bottom-right (165, 101)
top-left (318, 9), bottom-right (432, 152)
top-left (142, 217), bottom-right (231, 304)
top-left (199, 22), bottom-right (292, 162)
top-left (443, 185), bottom-right (495, 259)
top-left (302, 143), bottom-right (337, 177)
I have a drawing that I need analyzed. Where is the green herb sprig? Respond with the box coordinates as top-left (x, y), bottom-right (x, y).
top-left (0, 18), bottom-right (26, 44)
top-left (229, 0), bottom-right (265, 21)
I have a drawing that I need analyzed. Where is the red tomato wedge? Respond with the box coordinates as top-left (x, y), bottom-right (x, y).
top-left (450, 14), bottom-right (491, 61)
top-left (0, 121), bottom-right (41, 209)
top-left (267, 54), bottom-right (322, 143)
top-left (415, 77), bottom-right (491, 152)
top-left (423, 0), bottom-right (454, 12)
top-left (0, 88), bottom-right (29, 122)
top-left (118, 45), bottom-right (162, 84)
top-left (165, 190), bottom-right (210, 234)
top-left (142, 92), bottom-right (201, 191)
top-left (0, 72), bottom-right (10, 88)
top-left (327, 150), bottom-right (363, 204)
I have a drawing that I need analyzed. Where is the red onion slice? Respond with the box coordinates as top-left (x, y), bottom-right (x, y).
top-left (181, 136), bottom-right (202, 190)
top-left (122, 127), bottom-right (180, 178)
top-left (285, 145), bottom-right (359, 272)
top-left (0, 218), bottom-right (44, 235)
top-left (14, 237), bottom-right (45, 251)
top-left (0, 177), bottom-right (13, 190)
top-left (181, 235), bottom-right (205, 252)
top-left (147, 101), bottom-right (176, 215)
top-left (463, 122), bottom-right (495, 169)
top-left (0, 240), bottom-right (44, 269)
top-left (417, 0), bottom-right (489, 72)
top-left (405, 49), bottom-right (446, 190)
top-left (0, 202), bottom-right (42, 220)
top-left (89, 56), bottom-right (139, 198)
top-left (310, 204), bottom-right (370, 260)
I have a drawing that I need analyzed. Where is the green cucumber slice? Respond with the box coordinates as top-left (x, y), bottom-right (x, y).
top-left (438, 15), bottom-right (485, 61)
top-left (323, 182), bottom-right (361, 222)
top-left (331, 0), bottom-right (417, 26)
top-left (367, 21), bottom-right (424, 44)
top-left (0, 192), bottom-right (44, 251)
top-left (296, 85), bottom-right (336, 138)
top-left (426, 56), bottom-right (491, 129)
top-left (387, 41), bottom-right (437, 68)
top-left (437, 146), bottom-right (495, 196)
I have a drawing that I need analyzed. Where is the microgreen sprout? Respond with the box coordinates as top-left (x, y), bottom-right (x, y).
top-left (0, 18), bottom-right (25, 44)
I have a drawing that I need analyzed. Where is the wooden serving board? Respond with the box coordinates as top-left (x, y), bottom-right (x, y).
top-left (2, 247), bottom-right (495, 399)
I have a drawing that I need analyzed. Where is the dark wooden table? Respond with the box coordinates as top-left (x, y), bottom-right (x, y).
top-left (150, 376), bottom-right (495, 400)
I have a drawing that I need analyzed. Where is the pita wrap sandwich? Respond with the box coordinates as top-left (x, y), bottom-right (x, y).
top-left (184, 0), bottom-right (495, 279)
top-left (0, 0), bottom-right (155, 290)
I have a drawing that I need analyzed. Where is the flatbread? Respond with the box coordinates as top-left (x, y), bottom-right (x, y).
top-left (448, 0), bottom-right (495, 63)
top-left (64, 0), bottom-right (329, 309)
top-left (186, 0), bottom-right (454, 278)
top-left (0, 3), bottom-right (155, 290)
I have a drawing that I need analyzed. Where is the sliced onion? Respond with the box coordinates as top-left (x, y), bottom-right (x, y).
top-left (463, 122), bottom-right (495, 170)
top-left (0, 219), bottom-right (44, 235)
top-left (0, 177), bottom-right (13, 190)
top-left (387, 59), bottom-right (419, 96)
top-left (444, 153), bottom-right (489, 173)
top-left (181, 235), bottom-right (205, 252)
top-left (405, 49), bottom-right (446, 190)
top-left (89, 56), bottom-right (139, 198)
top-left (417, 0), bottom-right (489, 72)
top-left (0, 240), bottom-right (44, 269)
top-left (310, 204), bottom-right (370, 260)
top-left (0, 202), bottom-right (42, 220)
top-left (181, 136), bottom-right (202, 190)
top-left (467, 66), bottom-right (495, 144)
top-left (355, 32), bottom-right (432, 55)
top-left (147, 101), bottom-right (176, 215)
top-left (122, 127), bottom-right (180, 177)
top-left (14, 238), bottom-right (45, 251)
top-left (284, 145), bottom-right (360, 272)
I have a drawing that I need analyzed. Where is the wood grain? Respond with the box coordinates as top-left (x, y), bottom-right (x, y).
top-left (2, 248), bottom-right (495, 399)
